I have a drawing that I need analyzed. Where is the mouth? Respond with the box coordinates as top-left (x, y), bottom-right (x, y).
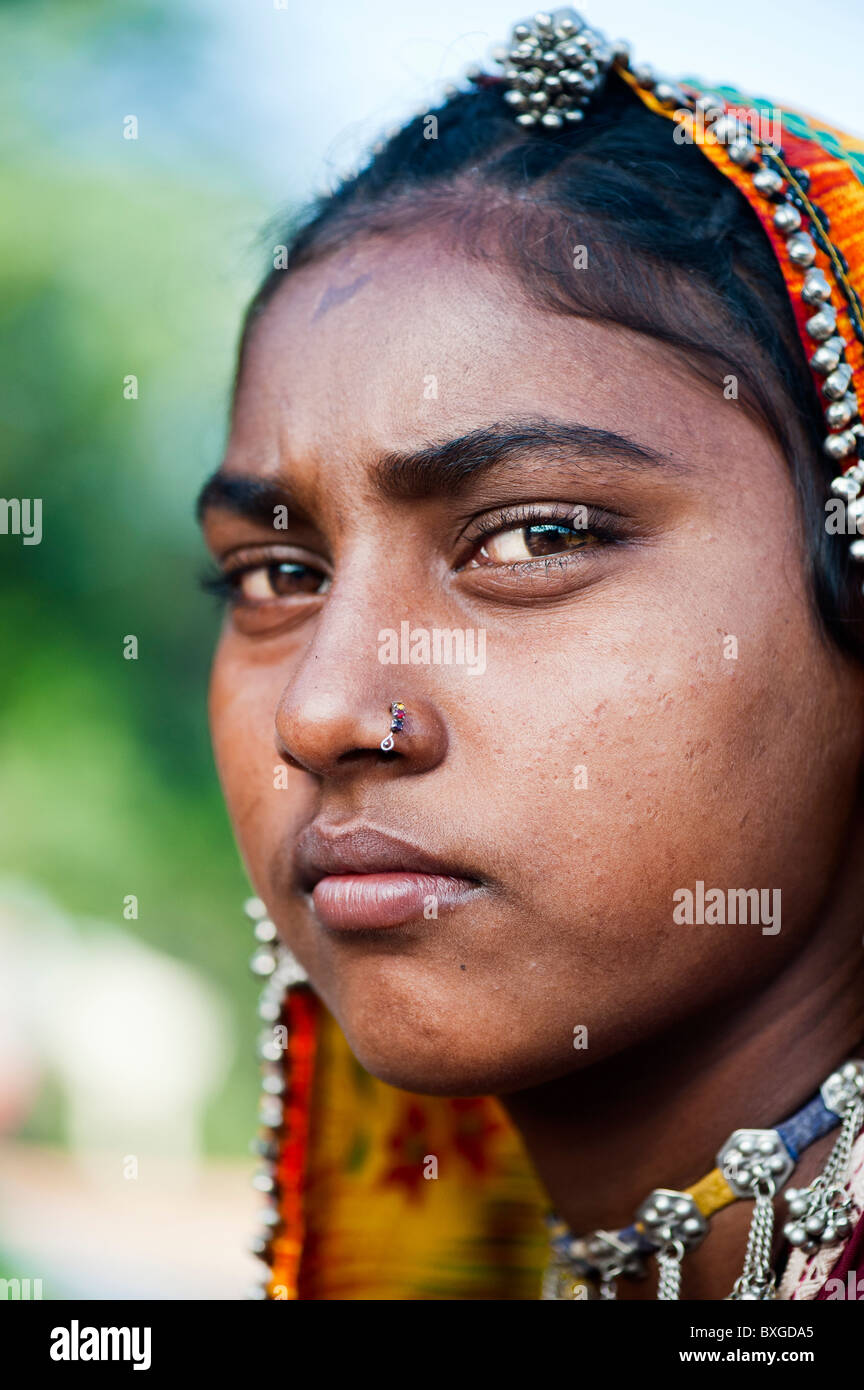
top-left (293, 822), bottom-right (484, 930)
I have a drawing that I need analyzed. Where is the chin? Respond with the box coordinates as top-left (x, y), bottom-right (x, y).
top-left (333, 1004), bottom-right (580, 1098)
top-left (349, 1052), bottom-right (495, 1097)
top-left (311, 948), bottom-right (592, 1096)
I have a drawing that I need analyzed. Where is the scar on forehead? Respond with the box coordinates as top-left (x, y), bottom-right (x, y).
top-left (312, 272), bottom-right (373, 322)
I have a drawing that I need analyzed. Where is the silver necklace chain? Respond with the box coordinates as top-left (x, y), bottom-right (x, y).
top-left (545, 1060), bottom-right (864, 1301)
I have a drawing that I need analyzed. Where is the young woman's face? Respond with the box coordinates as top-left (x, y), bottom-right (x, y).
top-left (202, 234), bottom-right (863, 1096)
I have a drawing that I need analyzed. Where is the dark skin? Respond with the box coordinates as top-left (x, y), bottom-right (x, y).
top-left (200, 233), bottom-right (864, 1299)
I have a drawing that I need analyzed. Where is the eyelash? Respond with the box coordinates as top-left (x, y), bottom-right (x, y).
top-left (199, 563), bottom-right (325, 604)
top-left (200, 568), bottom-right (258, 602)
top-left (200, 502), bottom-right (622, 606)
top-left (458, 501), bottom-right (622, 564)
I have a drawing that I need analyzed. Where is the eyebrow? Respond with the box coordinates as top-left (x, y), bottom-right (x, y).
top-left (196, 417), bottom-right (680, 523)
top-left (196, 471), bottom-right (298, 524)
top-left (373, 419), bottom-right (678, 501)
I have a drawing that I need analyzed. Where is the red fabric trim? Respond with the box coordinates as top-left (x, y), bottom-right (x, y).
top-left (267, 987), bottom-right (319, 1299)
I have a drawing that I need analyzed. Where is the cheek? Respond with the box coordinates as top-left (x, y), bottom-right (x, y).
top-left (208, 646), bottom-right (302, 875)
top-left (469, 583), bottom-right (852, 990)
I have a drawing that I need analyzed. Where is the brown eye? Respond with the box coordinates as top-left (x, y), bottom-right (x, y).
top-left (475, 522), bottom-right (597, 566)
top-left (237, 561), bottom-right (329, 600)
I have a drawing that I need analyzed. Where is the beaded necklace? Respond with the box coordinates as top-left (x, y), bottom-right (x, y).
top-left (542, 1060), bottom-right (864, 1300)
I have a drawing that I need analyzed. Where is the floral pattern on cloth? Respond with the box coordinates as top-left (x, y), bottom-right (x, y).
top-left (282, 1002), bottom-right (549, 1300)
top-left (777, 1129), bottom-right (864, 1301)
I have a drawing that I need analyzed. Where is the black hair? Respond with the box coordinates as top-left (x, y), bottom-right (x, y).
top-left (236, 72), bottom-right (862, 658)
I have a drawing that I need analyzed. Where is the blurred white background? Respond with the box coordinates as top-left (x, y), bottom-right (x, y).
top-left (192, 0), bottom-right (864, 199)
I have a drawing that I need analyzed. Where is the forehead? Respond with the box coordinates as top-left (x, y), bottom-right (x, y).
top-left (227, 233), bottom-right (769, 487)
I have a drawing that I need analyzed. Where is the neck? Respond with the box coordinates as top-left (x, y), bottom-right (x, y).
top-left (501, 913), bottom-right (864, 1300)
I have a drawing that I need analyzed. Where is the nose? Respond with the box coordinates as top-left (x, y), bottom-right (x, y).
top-left (274, 633), bottom-right (448, 780)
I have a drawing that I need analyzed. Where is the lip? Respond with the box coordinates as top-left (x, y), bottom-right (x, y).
top-left (294, 823), bottom-right (483, 930)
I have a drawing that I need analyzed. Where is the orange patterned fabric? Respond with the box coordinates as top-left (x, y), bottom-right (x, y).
top-left (620, 70), bottom-right (864, 417)
top-left (266, 76), bottom-right (864, 1302)
top-left (268, 999), bottom-right (548, 1300)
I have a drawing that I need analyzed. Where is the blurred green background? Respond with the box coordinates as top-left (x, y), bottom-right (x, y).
top-left (0, 0), bottom-right (278, 1160)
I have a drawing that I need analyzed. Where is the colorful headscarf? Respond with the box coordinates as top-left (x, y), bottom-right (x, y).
top-left (258, 51), bottom-right (864, 1303)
